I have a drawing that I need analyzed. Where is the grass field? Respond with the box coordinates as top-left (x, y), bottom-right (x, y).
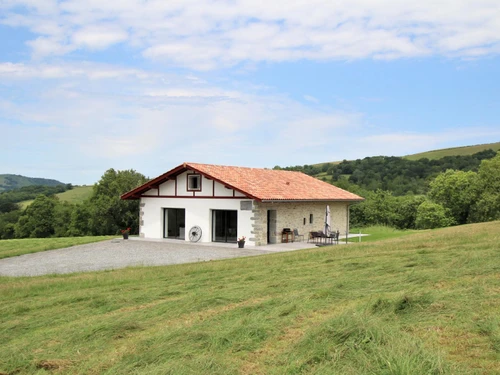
top-left (349, 225), bottom-right (420, 243)
top-left (403, 142), bottom-right (500, 161)
top-left (18, 185), bottom-right (94, 208)
top-left (1, 222), bottom-right (500, 374)
top-left (56, 185), bottom-right (93, 203)
top-left (0, 236), bottom-right (114, 260)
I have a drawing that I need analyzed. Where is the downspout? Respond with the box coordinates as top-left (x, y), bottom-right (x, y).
top-left (346, 203), bottom-right (350, 244)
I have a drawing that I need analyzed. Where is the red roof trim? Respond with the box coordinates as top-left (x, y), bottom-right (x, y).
top-left (187, 164), bottom-right (259, 201)
top-left (120, 164), bottom-right (184, 200)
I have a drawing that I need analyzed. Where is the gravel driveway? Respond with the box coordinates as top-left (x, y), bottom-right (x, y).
top-left (0, 239), bottom-right (280, 277)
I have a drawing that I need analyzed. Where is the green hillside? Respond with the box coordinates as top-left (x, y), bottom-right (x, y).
top-left (0, 174), bottom-right (64, 193)
top-left (18, 185), bottom-right (93, 209)
top-left (404, 142), bottom-right (500, 161)
top-left (1, 222), bottom-right (499, 374)
top-left (312, 141), bottom-right (500, 166)
top-left (55, 185), bottom-right (93, 203)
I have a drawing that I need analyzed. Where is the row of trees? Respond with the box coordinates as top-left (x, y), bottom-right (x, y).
top-left (1, 151), bottom-right (499, 239)
top-left (0, 184), bottom-right (72, 213)
top-left (347, 152), bottom-right (500, 229)
top-left (0, 169), bottom-right (147, 239)
top-left (276, 149), bottom-right (497, 195)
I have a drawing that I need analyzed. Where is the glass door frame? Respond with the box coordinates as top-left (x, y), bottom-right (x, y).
top-left (163, 208), bottom-right (186, 239)
top-left (212, 209), bottom-right (238, 243)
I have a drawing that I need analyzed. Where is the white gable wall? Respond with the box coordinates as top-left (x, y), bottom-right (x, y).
top-left (154, 171), bottom-right (245, 198)
top-left (140, 196), bottom-right (254, 245)
top-left (139, 168), bottom-right (254, 244)
top-left (143, 188), bottom-right (158, 196)
top-left (159, 180), bottom-right (175, 195)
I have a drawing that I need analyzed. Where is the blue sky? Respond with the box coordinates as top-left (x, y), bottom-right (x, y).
top-left (1, 1), bottom-right (500, 185)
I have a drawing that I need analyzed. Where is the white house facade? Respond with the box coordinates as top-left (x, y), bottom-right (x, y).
top-left (121, 163), bottom-right (364, 246)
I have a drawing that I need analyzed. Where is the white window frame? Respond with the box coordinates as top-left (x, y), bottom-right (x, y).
top-left (187, 174), bottom-right (201, 191)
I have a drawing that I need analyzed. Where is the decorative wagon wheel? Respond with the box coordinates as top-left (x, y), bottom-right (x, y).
top-left (189, 226), bottom-right (202, 242)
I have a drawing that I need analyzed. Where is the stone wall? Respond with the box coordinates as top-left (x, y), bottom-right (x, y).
top-left (251, 201), bottom-right (350, 246)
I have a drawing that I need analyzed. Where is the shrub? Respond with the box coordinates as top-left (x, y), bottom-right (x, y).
top-left (415, 201), bottom-right (455, 229)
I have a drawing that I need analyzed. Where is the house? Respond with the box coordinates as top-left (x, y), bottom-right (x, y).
top-left (121, 162), bottom-right (364, 246)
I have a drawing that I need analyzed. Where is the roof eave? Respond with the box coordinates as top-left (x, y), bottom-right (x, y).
top-left (186, 163), bottom-right (259, 201)
top-left (120, 164), bottom-right (187, 200)
top-left (260, 198), bottom-right (364, 203)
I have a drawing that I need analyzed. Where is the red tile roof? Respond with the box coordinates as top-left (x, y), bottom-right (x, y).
top-left (121, 162), bottom-right (364, 202)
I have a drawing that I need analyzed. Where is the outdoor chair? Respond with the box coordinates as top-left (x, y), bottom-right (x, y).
top-left (293, 228), bottom-right (304, 242)
top-left (308, 231), bottom-right (321, 243)
top-left (327, 230), bottom-right (340, 245)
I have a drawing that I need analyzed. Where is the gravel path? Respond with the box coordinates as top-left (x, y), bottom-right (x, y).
top-left (0, 239), bottom-right (277, 277)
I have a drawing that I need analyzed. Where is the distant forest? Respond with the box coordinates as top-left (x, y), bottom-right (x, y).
top-left (276, 149), bottom-right (500, 231)
top-left (275, 149), bottom-right (497, 195)
top-left (0, 174), bottom-right (64, 193)
top-left (0, 169), bottom-right (146, 240)
top-left (0, 184), bottom-right (73, 213)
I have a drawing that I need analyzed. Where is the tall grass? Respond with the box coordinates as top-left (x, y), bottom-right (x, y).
top-left (1, 222), bottom-right (499, 374)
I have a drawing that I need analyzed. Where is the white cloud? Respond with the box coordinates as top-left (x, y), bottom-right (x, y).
top-left (2, 0), bottom-right (500, 68)
top-left (72, 25), bottom-right (128, 50)
top-left (0, 62), bottom-right (156, 80)
top-left (0, 60), bottom-right (498, 183)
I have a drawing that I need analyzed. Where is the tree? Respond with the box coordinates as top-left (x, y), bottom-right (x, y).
top-left (428, 169), bottom-right (478, 225)
top-left (0, 210), bottom-right (22, 239)
top-left (349, 189), bottom-right (396, 227)
top-left (392, 195), bottom-right (426, 229)
top-left (15, 195), bottom-right (58, 238)
top-left (84, 169), bottom-right (148, 235)
top-left (415, 201), bottom-right (454, 229)
top-left (53, 201), bottom-right (75, 237)
top-left (67, 204), bottom-right (92, 236)
top-left (469, 152), bottom-right (500, 222)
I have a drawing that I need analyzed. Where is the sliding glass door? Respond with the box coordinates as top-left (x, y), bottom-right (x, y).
top-left (164, 208), bottom-right (185, 239)
top-left (212, 210), bottom-right (238, 243)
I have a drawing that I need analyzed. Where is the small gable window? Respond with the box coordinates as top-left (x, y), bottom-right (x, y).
top-left (187, 174), bottom-right (201, 191)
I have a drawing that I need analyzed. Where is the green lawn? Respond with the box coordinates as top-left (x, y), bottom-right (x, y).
top-left (0, 236), bottom-right (114, 260)
top-left (349, 225), bottom-right (420, 243)
top-left (1, 222), bottom-right (500, 374)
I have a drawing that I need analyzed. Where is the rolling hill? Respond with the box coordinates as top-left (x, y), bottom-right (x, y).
top-left (313, 141), bottom-right (500, 166)
top-left (403, 141), bottom-right (500, 161)
top-left (0, 174), bottom-right (65, 193)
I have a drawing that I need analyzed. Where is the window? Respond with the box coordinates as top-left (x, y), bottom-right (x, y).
top-left (309, 214), bottom-right (313, 224)
top-left (303, 218), bottom-right (306, 225)
top-left (187, 174), bottom-right (201, 191)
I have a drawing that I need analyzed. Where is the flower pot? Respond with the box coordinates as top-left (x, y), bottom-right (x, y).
top-left (122, 233), bottom-right (129, 240)
top-left (237, 241), bottom-right (245, 248)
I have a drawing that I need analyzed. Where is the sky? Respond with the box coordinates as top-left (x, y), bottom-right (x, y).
top-left (1, 0), bottom-right (500, 185)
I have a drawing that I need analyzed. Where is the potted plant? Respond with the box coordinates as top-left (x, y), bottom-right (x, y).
top-left (121, 227), bottom-right (131, 240)
top-left (237, 236), bottom-right (246, 248)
